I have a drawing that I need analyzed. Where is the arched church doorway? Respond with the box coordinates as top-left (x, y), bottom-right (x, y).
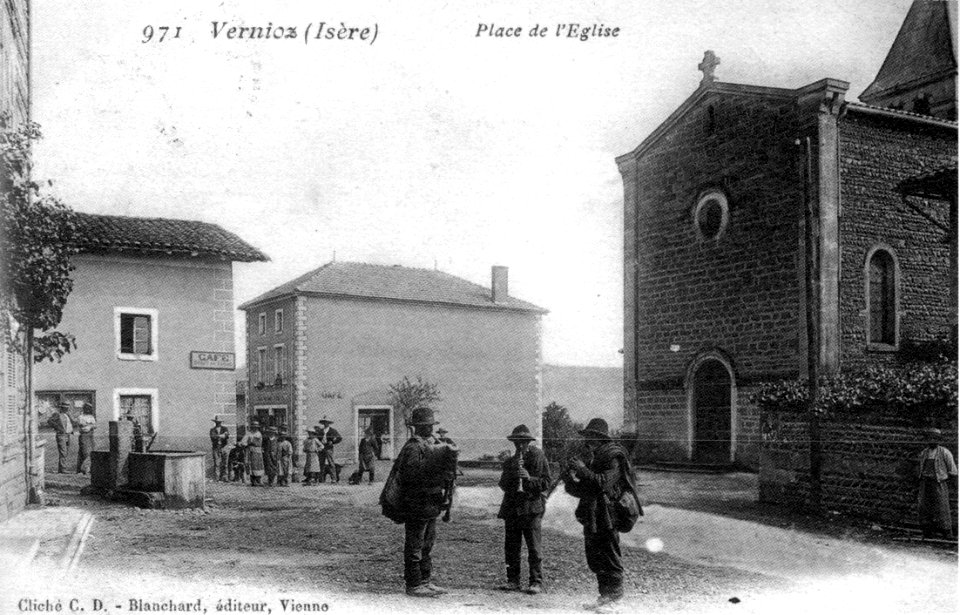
top-left (691, 359), bottom-right (733, 463)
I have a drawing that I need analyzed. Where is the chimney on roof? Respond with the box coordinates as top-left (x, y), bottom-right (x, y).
top-left (491, 266), bottom-right (508, 303)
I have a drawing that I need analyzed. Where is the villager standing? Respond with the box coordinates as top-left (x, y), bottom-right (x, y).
top-left (51, 402), bottom-right (74, 474)
top-left (302, 429), bottom-right (321, 485)
top-left (277, 427), bottom-right (293, 486)
top-left (392, 407), bottom-right (456, 597)
top-left (497, 424), bottom-right (551, 595)
top-left (316, 417), bottom-right (342, 483)
top-left (263, 426), bottom-right (280, 486)
top-left (75, 403), bottom-right (96, 475)
top-left (358, 427), bottom-right (377, 483)
top-left (917, 427), bottom-right (958, 539)
top-left (210, 417), bottom-right (229, 481)
top-left (229, 434), bottom-right (247, 482)
top-left (436, 426), bottom-right (456, 447)
top-left (563, 418), bottom-right (631, 611)
top-left (242, 420), bottom-right (265, 485)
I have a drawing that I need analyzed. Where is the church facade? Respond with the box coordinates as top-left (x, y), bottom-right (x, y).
top-left (618, 0), bottom-right (957, 468)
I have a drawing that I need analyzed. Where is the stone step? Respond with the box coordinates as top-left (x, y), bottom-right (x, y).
top-left (638, 461), bottom-right (739, 474)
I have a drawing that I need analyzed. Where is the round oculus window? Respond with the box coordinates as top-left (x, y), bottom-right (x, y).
top-left (694, 191), bottom-right (729, 240)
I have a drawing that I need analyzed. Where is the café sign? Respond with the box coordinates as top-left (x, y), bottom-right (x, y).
top-left (189, 351), bottom-right (236, 370)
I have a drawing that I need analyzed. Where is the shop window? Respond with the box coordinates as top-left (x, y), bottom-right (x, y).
top-left (114, 388), bottom-right (158, 434)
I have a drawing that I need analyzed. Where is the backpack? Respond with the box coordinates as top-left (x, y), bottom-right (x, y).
top-left (379, 459), bottom-right (405, 523)
top-left (611, 455), bottom-right (643, 533)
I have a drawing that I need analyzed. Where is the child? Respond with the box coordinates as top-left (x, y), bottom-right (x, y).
top-left (302, 428), bottom-right (320, 485)
top-left (278, 428), bottom-right (293, 486)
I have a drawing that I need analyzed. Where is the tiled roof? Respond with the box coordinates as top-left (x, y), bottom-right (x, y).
top-left (860, 0), bottom-right (957, 102)
top-left (844, 101), bottom-right (958, 127)
top-left (71, 213), bottom-right (268, 262)
top-left (240, 261), bottom-right (547, 314)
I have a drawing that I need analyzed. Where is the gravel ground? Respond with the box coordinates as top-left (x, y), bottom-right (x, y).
top-left (7, 470), bottom-right (954, 615)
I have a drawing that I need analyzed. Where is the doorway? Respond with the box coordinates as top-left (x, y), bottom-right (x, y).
top-left (691, 359), bottom-right (733, 463)
top-left (356, 406), bottom-right (393, 461)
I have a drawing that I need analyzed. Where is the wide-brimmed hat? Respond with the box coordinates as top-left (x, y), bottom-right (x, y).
top-left (924, 427), bottom-right (943, 440)
top-left (249, 420), bottom-right (260, 428)
top-left (408, 407), bottom-right (439, 426)
top-left (507, 424), bottom-right (535, 442)
top-left (265, 426), bottom-right (277, 434)
top-left (211, 417), bottom-right (222, 423)
top-left (437, 427), bottom-right (449, 435)
top-left (277, 426), bottom-right (288, 434)
top-left (58, 401), bottom-right (71, 410)
top-left (579, 418), bottom-right (611, 441)
top-left (318, 416), bottom-right (334, 424)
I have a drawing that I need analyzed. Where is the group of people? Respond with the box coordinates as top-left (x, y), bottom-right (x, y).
top-left (211, 416), bottom-right (380, 486)
top-left (49, 401), bottom-right (96, 474)
top-left (386, 407), bottom-right (632, 612)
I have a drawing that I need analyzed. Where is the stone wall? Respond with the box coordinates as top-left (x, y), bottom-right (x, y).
top-left (759, 409), bottom-right (958, 526)
top-left (838, 111), bottom-right (957, 370)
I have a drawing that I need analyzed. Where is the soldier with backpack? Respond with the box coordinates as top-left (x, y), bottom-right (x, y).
top-left (563, 417), bottom-right (640, 612)
top-left (379, 407), bottom-right (457, 598)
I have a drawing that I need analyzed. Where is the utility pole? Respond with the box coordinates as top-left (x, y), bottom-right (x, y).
top-left (803, 136), bottom-right (822, 513)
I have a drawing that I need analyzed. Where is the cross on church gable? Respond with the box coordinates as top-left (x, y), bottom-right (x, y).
top-left (699, 50), bottom-right (720, 84)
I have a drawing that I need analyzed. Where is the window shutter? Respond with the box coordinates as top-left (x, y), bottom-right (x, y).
top-left (133, 315), bottom-right (151, 354)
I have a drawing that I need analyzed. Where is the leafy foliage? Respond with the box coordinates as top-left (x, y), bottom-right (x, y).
top-left (541, 401), bottom-right (584, 464)
top-left (751, 360), bottom-right (958, 422)
top-left (1, 115), bottom-right (78, 362)
top-left (387, 375), bottom-right (441, 425)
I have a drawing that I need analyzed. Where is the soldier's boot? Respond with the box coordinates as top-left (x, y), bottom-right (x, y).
top-left (405, 585), bottom-right (439, 598)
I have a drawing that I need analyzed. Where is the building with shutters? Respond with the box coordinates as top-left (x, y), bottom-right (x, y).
top-left (619, 0), bottom-right (957, 469)
top-left (0, 0), bottom-right (37, 522)
top-left (240, 261), bottom-right (547, 462)
top-left (32, 213), bottom-right (267, 474)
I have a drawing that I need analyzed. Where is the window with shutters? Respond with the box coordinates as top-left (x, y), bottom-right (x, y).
top-left (2, 319), bottom-right (24, 440)
top-left (257, 347), bottom-right (267, 384)
top-left (115, 307), bottom-right (158, 361)
top-left (114, 388), bottom-right (158, 433)
top-left (275, 309), bottom-right (284, 334)
top-left (865, 246), bottom-right (899, 350)
top-left (274, 344), bottom-right (285, 382)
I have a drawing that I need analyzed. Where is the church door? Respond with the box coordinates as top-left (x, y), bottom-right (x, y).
top-left (692, 360), bottom-right (732, 463)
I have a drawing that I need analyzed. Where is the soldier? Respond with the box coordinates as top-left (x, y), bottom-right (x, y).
top-left (563, 418), bottom-right (631, 612)
top-left (393, 407), bottom-right (455, 597)
top-left (497, 424), bottom-right (551, 595)
top-left (277, 427), bottom-right (293, 486)
top-left (316, 417), bottom-right (342, 483)
top-left (50, 402), bottom-right (74, 473)
top-left (241, 420), bottom-right (265, 485)
top-left (263, 426), bottom-right (279, 486)
top-left (210, 417), bottom-right (229, 481)
top-left (75, 403), bottom-right (96, 475)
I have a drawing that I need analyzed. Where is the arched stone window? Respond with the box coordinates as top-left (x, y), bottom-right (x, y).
top-left (865, 245), bottom-right (899, 349)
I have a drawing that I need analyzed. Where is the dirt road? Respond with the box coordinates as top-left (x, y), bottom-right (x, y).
top-left (3, 472), bottom-right (955, 615)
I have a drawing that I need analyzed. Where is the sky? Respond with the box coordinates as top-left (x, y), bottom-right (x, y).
top-left (30, 0), bottom-right (916, 367)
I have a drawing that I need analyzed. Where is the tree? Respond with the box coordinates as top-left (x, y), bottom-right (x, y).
top-left (541, 401), bottom-right (584, 464)
top-left (1, 114), bottom-right (78, 363)
top-left (387, 376), bottom-right (442, 429)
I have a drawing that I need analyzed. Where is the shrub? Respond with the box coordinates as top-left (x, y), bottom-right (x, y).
top-left (751, 360), bottom-right (958, 422)
top-left (542, 401), bottom-right (585, 464)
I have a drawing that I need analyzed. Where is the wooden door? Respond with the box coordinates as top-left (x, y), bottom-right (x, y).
top-left (693, 360), bottom-right (731, 463)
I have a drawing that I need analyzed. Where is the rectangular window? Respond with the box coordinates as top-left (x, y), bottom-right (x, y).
top-left (115, 307), bottom-right (158, 361)
top-left (258, 313), bottom-right (266, 335)
top-left (257, 348), bottom-right (266, 384)
top-left (274, 345), bottom-right (285, 380)
top-left (275, 309), bottom-right (284, 334)
top-left (114, 388), bottom-right (158, 433)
